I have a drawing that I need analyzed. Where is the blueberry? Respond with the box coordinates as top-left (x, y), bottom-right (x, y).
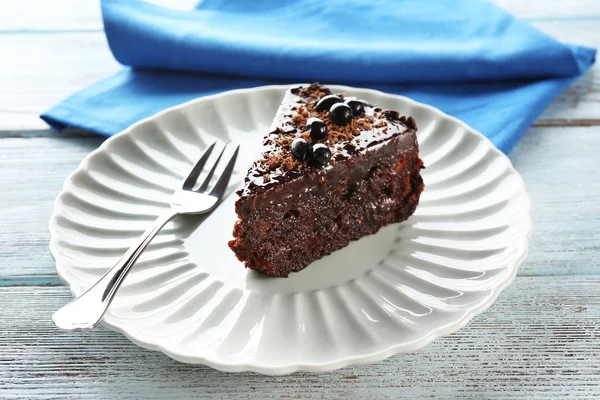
top-left (291, 138), bottom-right (312, 161)
top-left (329, 103), bottom-right (353, 126)
top-left (306, 117), bottom-right (328, 141)
top-left (345, 99), bottom-right (365, 116)
top-left (311, 144), bottom-right (332, 167)
top-left (315, 95), bottom-right (342, 112)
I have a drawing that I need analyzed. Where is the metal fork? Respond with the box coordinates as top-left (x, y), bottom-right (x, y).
top-left (52, 141), bottom-right (239, 331)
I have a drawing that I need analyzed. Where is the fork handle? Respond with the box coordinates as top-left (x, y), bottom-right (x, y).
top-left (52, 210), bottom-right (180, 331)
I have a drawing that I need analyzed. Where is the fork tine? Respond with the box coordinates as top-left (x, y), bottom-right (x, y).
top-left (209, 144), bottom-right (240, 199)
top-left (197, 143), bottom-right (228, 192)
top-left (182, 141), bottom-right (216, 189)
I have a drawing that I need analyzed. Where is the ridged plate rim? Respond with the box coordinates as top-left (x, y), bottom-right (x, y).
top-left (49, 84), bottom-right (532, 375)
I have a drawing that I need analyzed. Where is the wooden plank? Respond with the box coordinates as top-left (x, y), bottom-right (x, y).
top-left (1, 0), bottom-right (598, 32)
top-left (0, 0), bottom-right (103, 32)
top-left (509, 126), bottom-right (600, 276)
top-left (494, 0), bottom-right (600, 20)
top-left (0, 0), bottom-right (200, 32)
top-left (0, 137), bottom-right (104, 280)
top-left (0, 126), bottom-right (598, 281)
top-left (0, 32), bottom-right (120, 132)
top-left (536, 65), bottom-right (599, 126)
top-left (532, 21), bottom-right (600, 125)
top-left (1, 277), bottom-right (599, 399)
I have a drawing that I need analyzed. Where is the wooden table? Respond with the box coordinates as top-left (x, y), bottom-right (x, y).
top-left (1, 1), bottom-right (599, 398)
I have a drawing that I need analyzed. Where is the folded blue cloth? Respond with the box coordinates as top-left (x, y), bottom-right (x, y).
top-left (42, 0), bottom-right (595, 153)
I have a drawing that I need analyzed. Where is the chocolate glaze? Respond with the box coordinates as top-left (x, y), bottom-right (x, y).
top-left (235, 131), bottom-right (419, 219)
top-left (236, 83), bottom-right (417, 200)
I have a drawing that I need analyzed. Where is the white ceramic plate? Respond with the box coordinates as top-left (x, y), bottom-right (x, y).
top-left (50, 84), bottom-right (532, 374)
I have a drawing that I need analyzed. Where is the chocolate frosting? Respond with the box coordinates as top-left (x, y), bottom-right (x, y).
top-left (237, 83), bottom-right (417, 198)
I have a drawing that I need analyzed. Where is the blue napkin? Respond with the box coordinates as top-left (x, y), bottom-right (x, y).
top-left (42, 0), bottom-right (595, 153)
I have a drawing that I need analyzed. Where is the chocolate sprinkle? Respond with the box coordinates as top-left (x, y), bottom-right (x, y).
top-left (241, 83), bottom-right (417, 196)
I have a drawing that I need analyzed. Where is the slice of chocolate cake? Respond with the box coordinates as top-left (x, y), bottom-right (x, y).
top-left (229, 83), bottom-right (424, 277)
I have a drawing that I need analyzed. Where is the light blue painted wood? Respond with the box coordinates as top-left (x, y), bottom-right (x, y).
top-left (509, 126), bottom-right (600, 277)
top-left (0, 0), bottom-right (103, 32)
top-left (0, 276), bottom-right (63, 287)
top-left (0, 137), bottom-right (103, 281)
top-left (1, 277), bottom-right (599, 399)
top-left (1, 1), bottom-right (599, 398)
top-left (526, 16), bottom-right (600, 22)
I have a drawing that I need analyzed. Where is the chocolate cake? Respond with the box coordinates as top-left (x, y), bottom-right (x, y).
top-left (229, 83), bottom-right (424, 277)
